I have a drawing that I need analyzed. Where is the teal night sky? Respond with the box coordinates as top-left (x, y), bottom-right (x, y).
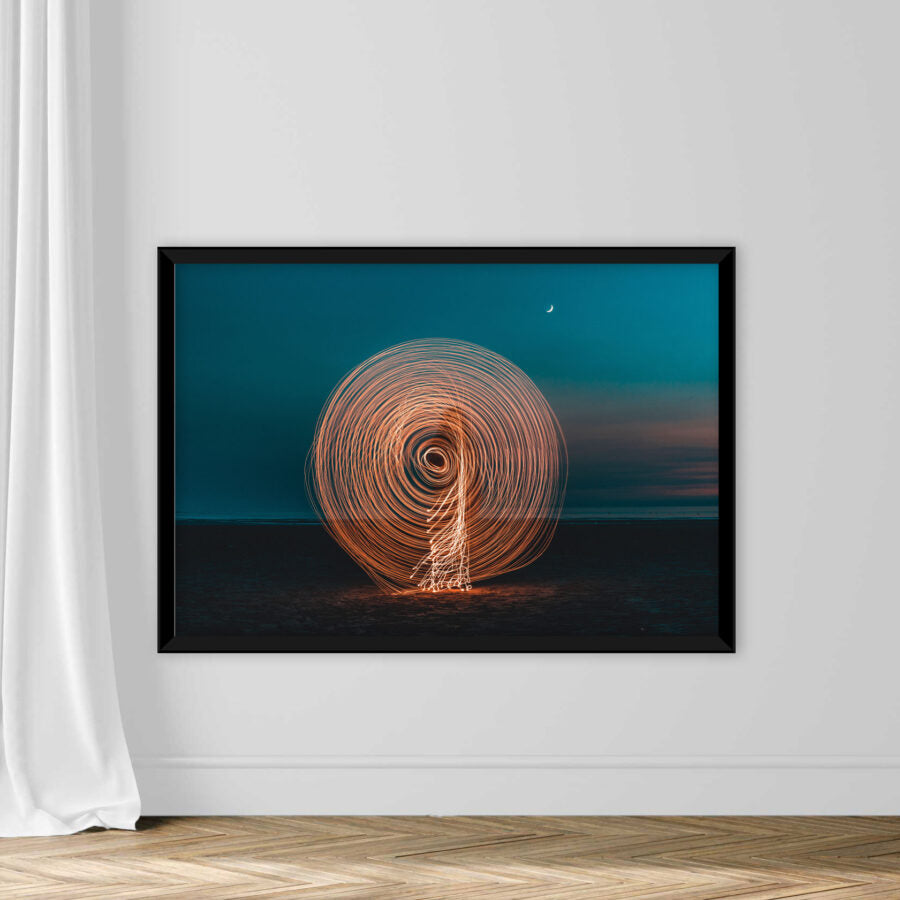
top-left (175, 263), bottom-right (719, 520)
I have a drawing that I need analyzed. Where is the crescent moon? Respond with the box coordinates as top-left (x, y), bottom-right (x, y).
top-left (546, 304), bottom-right (554, 313)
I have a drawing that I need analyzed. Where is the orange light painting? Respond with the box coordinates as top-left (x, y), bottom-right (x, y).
top-left (306, 339), bottom-right (567, 594)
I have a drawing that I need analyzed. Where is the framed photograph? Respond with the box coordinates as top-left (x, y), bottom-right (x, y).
top-left (159, 247), bottom-right (734, 652)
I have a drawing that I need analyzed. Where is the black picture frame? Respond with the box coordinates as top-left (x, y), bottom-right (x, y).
top-left (159, 247), bottom-right (735, 653)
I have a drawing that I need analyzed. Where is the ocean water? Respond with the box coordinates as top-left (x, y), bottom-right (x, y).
top-left (174, 520), bottom-right (719, 637)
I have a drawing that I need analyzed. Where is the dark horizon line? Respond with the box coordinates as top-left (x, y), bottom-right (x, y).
top-left (175, 513), bottom-right (720, 523)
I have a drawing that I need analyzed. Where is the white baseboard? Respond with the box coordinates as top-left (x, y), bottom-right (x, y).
top-left (134, 756), bottom-right (900, 816)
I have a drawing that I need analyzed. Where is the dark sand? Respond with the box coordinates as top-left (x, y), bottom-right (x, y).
top-left (174, 520), bottom-right (718, 637)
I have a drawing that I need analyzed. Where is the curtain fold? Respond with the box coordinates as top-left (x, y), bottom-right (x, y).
top-left (0, 0), bottom-right (140, 836)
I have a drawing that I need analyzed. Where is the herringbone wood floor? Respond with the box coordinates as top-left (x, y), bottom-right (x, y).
top-left (3, 816), bottom-right (900, 898)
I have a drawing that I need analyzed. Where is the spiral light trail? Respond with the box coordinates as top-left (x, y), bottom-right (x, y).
top-left (306, 339), bottom-right (567, 594)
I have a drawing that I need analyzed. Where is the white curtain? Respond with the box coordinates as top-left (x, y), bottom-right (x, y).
top-left (0, 0), bottom-right (140, 835)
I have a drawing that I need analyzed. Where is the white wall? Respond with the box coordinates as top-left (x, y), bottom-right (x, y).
top-left (90, 0), bottom-right (900, 815)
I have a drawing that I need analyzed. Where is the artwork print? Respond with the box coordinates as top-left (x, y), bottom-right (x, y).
top-left (159, 248), bottom-right (735, 652)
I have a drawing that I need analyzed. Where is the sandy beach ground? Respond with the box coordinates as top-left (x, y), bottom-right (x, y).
top-left (174, 520), bottom-right (719, 637)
